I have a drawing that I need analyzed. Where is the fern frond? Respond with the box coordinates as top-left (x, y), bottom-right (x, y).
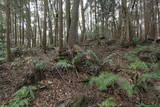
top-left (86, 50), bottom-right (100, 64)
top-left (35, 61), bottom-right (48, 72)
top-left (90, 72), bottom-right (117, 91)
top-left (55, 60), bottom-right (73, 69)
top-left (117, 77), bottom-right (134, 97)
top-left (99, 97), bottom-right (118, 107)
top-left (140, 72), bottom-right (160, 82)
top-left (90, 72), bottom-right (134, 96)
top-left (130, 60), bottom-right (149, 72)
top-left (3, 86), bottom-right (35, 107)
top-left (72, 55), bottom-right (82, 64)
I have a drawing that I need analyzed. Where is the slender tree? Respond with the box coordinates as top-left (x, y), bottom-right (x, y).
top-left (58, 0), bottom-right (63, 50)
top-left (6, 0), bottom-right (12, 61)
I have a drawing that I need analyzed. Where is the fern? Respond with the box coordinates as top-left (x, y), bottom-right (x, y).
top-left (139, 72), bottom-right (160, 83)
top-left (86, 50), bottom-right (100, 64)
top-left (90, 72), bottom-right (134, 96)
top-left (132, 37), bottom-right (140, 46)
top-left (72, 55), bottom-right (82, 64)
top-left (102, 53), bottom-right (117, 65)
top-left (130, 60), bottom-right (149, 72)
top-left (138, 103), bottom-right (157, 107)
top-left (90, 72), bottom-right (117, 91)
top-left (55, 60), bottom-right (73, 69)
top-left (117, 77), bottom-right (134, 97)
top-left (124, 45), bottom-right (160, 62)
top-left (3, 86), bottom-right (35, 107)
top-left (35, 61), bottom-right (48, 72)
top-left (16, 86), bottom-right (35, 99)
top-left (99, 97), bottom-right (118, 107)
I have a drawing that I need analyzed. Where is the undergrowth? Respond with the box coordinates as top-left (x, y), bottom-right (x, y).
top-left (124, 45), bottom-right (160, 62)
top-left (2, 86), bottom-right (35, 107)
top-left (130, 60), bottom-right (149, 72)
top-left (35, 61), bottom-right (48, 72)
top-left (99, 97), bottom-right (118, 107)
top-left (55, 60), bottom-right (73, 69)
top-left (90, 72), bottom-right (134, 97)
top-left (0, 42), bottom-right (5, 62)
top-left (138, 103), bottom-right (158, 107)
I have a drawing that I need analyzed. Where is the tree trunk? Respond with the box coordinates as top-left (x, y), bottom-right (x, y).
top-left (58, 0), bottom-right (63, 50)
top-left (42, 0), bottom-right (48, 51)
top-left (6, 0), bottom-right (12, 61)
top-left (80, 0), bottom-right (86, 42)
top-left (66, 0), bottom-right (71, 43)
top-left (69, 0), bottom-right (80, 47)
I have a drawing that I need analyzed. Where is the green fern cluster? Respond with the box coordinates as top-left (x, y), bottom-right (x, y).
top-left (72, 55), bottom-right (82, 65)
top-left (2, 86), bottom-right (35, 107)
top-left (139, 72), bottom-right (160, 84)
top-left (138, 103), bottom-right (158, 107)
top-left (55, 60), bottom-right (73, 69)
top-left (125, 45), bottom-right (160, 62)
top-left (90, 72), bottom-right (134, 97)
top-left (85, 50), bottom-right (100, 64)
top-left (130, 60), bottom-right (149, 72)
top-left (99, 97), bottom-right (118, 107)
top-left (72, 49), bottom-right (100, 67)
top-left (132, 37), bottom-right (140, 46)
top-left (102, 53), bottom-right (117, 65)
top-left (35, 61), bottom-right (48, 72)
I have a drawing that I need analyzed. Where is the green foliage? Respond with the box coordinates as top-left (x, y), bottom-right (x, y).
top-left (130, 60), bottom-right (149, 72)
top-left (72, 55), bottom-right (82, 65)
top-left (85, 50), bottom-right (100, 64)
top-left (102, 53), bottom-right (117, 65)
top-left (138, 103), bottom-right (157, 107)
top-left (90, 72), bottom-right (117, 91)
top-left (139, 72), bottom-right (160, 83)
top-left (124, 45), bottom-right (160, 62)
top-left (0, 42), bottom-right (5, 62)
top-left (0, 57), bottom-right (5, 63)
top-left (55, 60), bottom-right (73, 69)
top-left (90, 72), bottom-right (134, 96)
top-left (0, 42), bottom-right (5, 57)
top-left (35, 61), bottom-right (48, 72)
top-left (99, 97), bottom-right (118, 107)
top-left (3, 86), bottom-right (35, 107)
top-left (132, 37), bottom-right (140, 46)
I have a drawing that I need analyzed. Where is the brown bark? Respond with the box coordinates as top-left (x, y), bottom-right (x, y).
top-left (58, 0), bottom-right (63, 50)
top-left (69, 0), bottom-right (80, 47)
top-left (6, 0), bottom-right (12, 61)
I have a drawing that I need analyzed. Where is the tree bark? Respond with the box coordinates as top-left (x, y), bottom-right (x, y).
top-left (58, 0), bottom-right (63, 50)
top-left (6, 0), bottom-right (12, 61)
top-left (69, 0), bottom-right (80, 47)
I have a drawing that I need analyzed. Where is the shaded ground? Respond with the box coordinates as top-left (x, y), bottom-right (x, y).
top-left (0, 41), bottom-right (159, 107)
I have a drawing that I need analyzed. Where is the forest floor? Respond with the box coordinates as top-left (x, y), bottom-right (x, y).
top-left (0, 39), bottom-right (160, 107)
